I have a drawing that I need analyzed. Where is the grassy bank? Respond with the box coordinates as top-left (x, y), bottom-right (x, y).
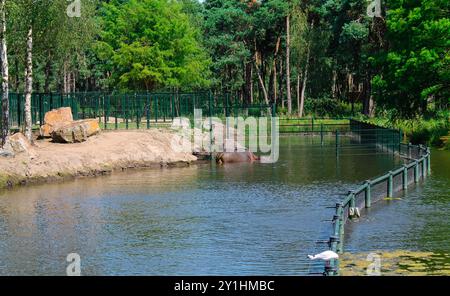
top-left (356, 112), bottom-right (450, 149)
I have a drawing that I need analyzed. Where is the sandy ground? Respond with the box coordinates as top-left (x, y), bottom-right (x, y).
top-left (0, 129), bottom-right (197, 189)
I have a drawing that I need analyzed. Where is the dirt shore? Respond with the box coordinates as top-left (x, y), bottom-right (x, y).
top-left (0, 130), bottom-right (197, 189)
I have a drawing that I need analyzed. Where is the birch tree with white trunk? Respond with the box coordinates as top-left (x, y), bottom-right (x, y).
top-left (24, 25), bottom-right (32, 142)
top-left (0, 0), bottom-right (9, 146)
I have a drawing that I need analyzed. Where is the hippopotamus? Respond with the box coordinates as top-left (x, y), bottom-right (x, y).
top-left (215, 151), bottom-right (260, 164)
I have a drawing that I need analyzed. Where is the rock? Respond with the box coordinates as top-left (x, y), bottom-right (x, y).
top-left (51, 119), bottom-right (100, 143)
top-left (8, 133), bottom-right (33, 153)
top-left (44, 107), bottom-right (73, 125)
top-left (1, 132), bottom-right (35, 157)
top-left (40, 107), bottom-right (74, 138)
top-left (77, 119), bottom-right (101, 137)
top-left (0, 149), bottom-right (14, 158)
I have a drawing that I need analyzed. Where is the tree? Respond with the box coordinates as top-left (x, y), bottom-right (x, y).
top-left (371, 0), bottom-right (450, 117)
top-left (95, 0), bottom-right (210, 91)
top-left (0, 0), bottom-right (8, 146)
top-left (286, 12), bottom-right (292, 114)
top-left (24, 25), bottom-right (32, 141)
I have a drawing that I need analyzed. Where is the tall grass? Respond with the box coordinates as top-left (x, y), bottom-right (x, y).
top-left (358, 110), bottom-right (450, 148)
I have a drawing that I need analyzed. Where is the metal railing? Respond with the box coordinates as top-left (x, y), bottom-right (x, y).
top-left (323, 120), bottom-right (431, 276)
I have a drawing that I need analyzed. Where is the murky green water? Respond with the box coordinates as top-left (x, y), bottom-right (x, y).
top-left (1, 136), bottom-right (445, 275)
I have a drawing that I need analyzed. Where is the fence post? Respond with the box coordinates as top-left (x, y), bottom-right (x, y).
top-left (427, 149), bottom-right (431, 174)
top-left (403, 165), bottom-right (408, 190)
top-left (96, 95), bottom-right (100, 124)
top-left (335, 130), bottom-right (339, 157)
top-left (388, 171), bottom-right (393, 197)
top-left (320, 123), bottom-right (324, 146)
top-left (171, 92), bottom-right (175, 120)
top-left (17, 94), bottom-right (21, 128)
top-left (155, 95), bottom-right (159, 123)
top-left (349, 191), bottom-right (355, 208)
top-left (38, 93), bottom-right (43, 126)
top-left (114, 95), bottom-right (118, 130)
top-left (335, 203), bottom-right (344, 252)
top-left (365, 181), bottom-right (371, 208)
top-left (163, 96), bottom-right (167, 123)
top-left (422, 157), bottom-right (427, 178)
top-left (414, 161), bottom-right (419, 183)
top-left (104, 95), bottom-right (108, 130)
top-left (328, 235), bottom-right (339, 276)
top-left (147, 94), bottom-right (150, 129)
top-left (136, 94), bottom-right (140, 130)
top-left (125, 94), bottom-right (129, 130)
top-left (208, 91), bottom-right (213, 158)
top-left (408, 142), bottom-right (412, 158)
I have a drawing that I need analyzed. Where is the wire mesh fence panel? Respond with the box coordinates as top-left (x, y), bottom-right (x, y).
top-left (324, 127), bottom-right (431, 275)
top-left (354, 191), bottom-right (366, 210)
top-left (372, 180), bottom-right (389, 203)
top-left (393, 171), bottom-right (404, 193)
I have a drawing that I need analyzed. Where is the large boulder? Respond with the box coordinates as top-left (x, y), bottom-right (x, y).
top-left (7, 133), bottom-right (33, 153)
top-left (1, 132), bottom-right (36, 157)
top-left (40, 107), bottom-right (74, 137)
top-left (51, 119), bottom-right (100, 143)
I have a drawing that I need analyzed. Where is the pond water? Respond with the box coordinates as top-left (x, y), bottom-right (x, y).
top-left (0, 135), bottom-right (437, 276)
top-left (342, 148), bottom-right (450, 275)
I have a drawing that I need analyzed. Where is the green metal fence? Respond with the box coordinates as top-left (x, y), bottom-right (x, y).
top-left (1, 92), bottom-right (273, 131)
top-left (323, 120), bottom-right (431, 276)
top-left (279, 118), bottom-right (351, 134)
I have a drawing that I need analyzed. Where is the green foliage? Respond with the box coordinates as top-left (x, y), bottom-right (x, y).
top-left (95, 0), bottom-right (211, 91)
top-left (363, 110), bottom-right (450, 146)
top-left (371, 0), bottom-right (450, 117)
top-left (304, 97), bottom-right (358, 118)
top-left (2, 0), bottom-right (448, 124)
top-left (6, 0), bottom-right (99, 92)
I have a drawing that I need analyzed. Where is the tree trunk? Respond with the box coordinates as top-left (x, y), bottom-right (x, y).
top-left (0, 0), bottom-right (9, 147)
top-left (332, 69), bottom-right (337, 99)
top-left (63, 62), bottom-right (67, 94)
top-left (24, 26), bottom-right (33, 142)
top-left (279, 59), bottom-right (284, 109)
top-left (254, 59), bottom-right (269, 105)
top-left (286, 14), bottom-right (292, 114)
top-left (363, 76), bottom-right (375, 117)
top-left (255, 64), bottom-right (269, 106)
top-left (250, 65), bottom-right (253, 104)
top-left (73, 71), bottom-right (76, 93)
top-left (14, 58), bottom-right (19, 91)
top-left (44, 54), bottom-right (52, 93)
top-left (296, 74), bottom-right (301, 117)
top-left (273, 37), bottom-right (281, 107)
top-left (245, 62), bottom-right (252, 106)
top-left (299, 20), bottom-right (314, 118)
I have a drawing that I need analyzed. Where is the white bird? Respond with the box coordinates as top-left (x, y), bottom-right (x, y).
top-left (308, 250), bottom-right (339, 261)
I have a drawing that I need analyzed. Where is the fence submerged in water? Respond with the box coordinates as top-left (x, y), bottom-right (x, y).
top-left (323, 120), bottom-right (431, 276)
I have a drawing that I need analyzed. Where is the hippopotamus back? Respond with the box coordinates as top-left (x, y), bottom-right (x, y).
top-left (216, 151), bottom-right (260, 164)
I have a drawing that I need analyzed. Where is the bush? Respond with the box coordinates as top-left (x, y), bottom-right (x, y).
top-left (248, 107), bottom-right (263, 117)
top-left (364, 110), bottom-right (450, 147)
top-left (303, 97), bottom-right (359, 118)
